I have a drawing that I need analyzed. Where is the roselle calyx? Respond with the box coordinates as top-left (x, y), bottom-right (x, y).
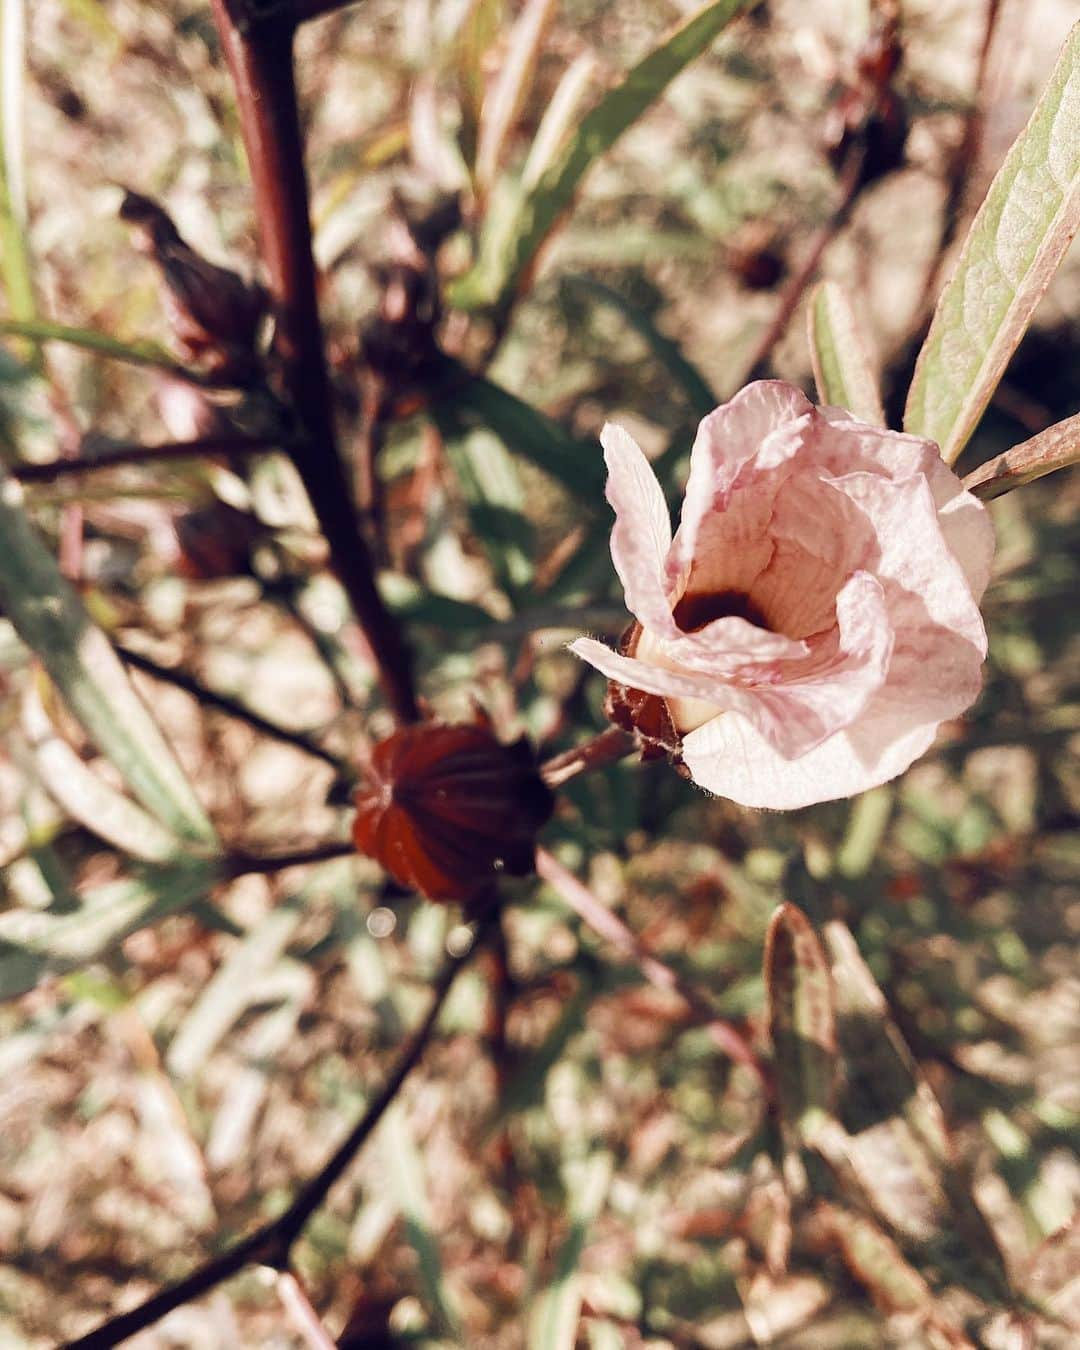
top-left (352, 717), bottom-right (554, 903)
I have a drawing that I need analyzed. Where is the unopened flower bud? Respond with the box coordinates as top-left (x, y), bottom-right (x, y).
top-left (119, 190), bottom-right (267, 375)
top-left (352, 718), bottom-right (554, 902)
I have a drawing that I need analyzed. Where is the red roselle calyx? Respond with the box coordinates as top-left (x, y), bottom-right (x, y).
top-left (352, 719), bottom-right (555, 903)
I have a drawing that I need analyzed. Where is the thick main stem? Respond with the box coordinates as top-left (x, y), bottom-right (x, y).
top-left (209, 1), bottom-right (418, 722)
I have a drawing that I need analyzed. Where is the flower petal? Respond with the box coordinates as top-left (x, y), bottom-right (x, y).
top-left (571, 570), bottom-right (892, 758)
top-left (681, 703), bottom-right (940, 809)
top-left (817, 408), bottom-right (995, 599)
top-left (669, 381), bottom-right (814, 592)
top-left (601, 423), bottom-right (676, 634)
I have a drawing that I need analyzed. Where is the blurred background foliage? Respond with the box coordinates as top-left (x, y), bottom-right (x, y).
top-left (0, 0), bottom-right (1078, 1345)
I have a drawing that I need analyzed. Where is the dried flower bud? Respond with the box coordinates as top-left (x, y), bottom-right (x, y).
top-left (352, 718), bottom-right (554, 902)
top-left (119, 190), bottom-right (267, 375)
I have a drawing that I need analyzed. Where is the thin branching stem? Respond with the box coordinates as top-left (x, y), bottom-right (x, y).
top-left (535, 847), bottom-right (769, 1086)
top-left (117, 644), bottom-right (350, 773)
top-left (61, 915), bottom-right (493, 1350)
top-left (11, 436), bottom-right (282, 483)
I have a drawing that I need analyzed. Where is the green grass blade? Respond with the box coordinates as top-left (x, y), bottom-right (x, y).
top-left (452, 0), bottom-right (750, 309)
top-left (904, 22), bottom-right (1080, 464)
top-left (807, 281), bottom-right (885, 426)
top-left (0, 473), bottom-right (218, 848)
top-left (0, 318), bottom-right (183, 372)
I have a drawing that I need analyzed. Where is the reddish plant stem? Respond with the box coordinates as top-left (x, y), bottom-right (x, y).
top-left (275, 1271), bottom-right (337, 1350)
top-left (223, 839), bottom-right (356, 878)
top-left (61, 916), bottom-right (492, 1350)
top-left (11, 435), bottom-right (281, 483)
top-left (742, 149), bottom-right (866, 385)
top-left (535, 847), bottom-right (768, 1087)
top-left (540, 726), bottom-right (636, 788)
top-left (209, 1), bottom-right (418, 723)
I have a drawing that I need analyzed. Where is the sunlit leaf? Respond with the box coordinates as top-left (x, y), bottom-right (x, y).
top-left (1025, 1214), bottom-right (1080, 1331)
top-left (451, 0), bottom-right (751, 309)
top-left (0, 318), bottom-right (185, 374)
top-left (904, 22), bottom-right (1080, 464)
top-left (474, 0), bottom-right (556, 193)
top-left (0, 0), bottom-right (39, 371)
top-left (807, 281), bottom-right (885, 426)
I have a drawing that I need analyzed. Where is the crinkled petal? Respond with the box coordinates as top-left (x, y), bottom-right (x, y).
top-left (570, 571), bottom-right (892, 759)
top-left (817, 409), bottom-right (995, 599)
top-left (602, 423), bottom-right (676, 634)
top-left (669, 381), bottom-right (814, 590)
top-left (828, 471), bottom-right (988, 691)
top-left (656, 617), bottom-right (810, 677)
top-left (681, 703), bottom-right (940, 809)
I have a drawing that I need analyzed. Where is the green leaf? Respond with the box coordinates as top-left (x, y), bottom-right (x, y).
top-left (382, 1102), bottom-right (463, 1337)
top-left (764, 902), bottom-right (836, 1140)
top-left (0, 0), bottom-right (39, 371)
top-left (0, 856), bottom-right (222, 1000)
top-left (806, 281), bottom-right (885, 426)
top-left (963, 410), bottom-right (1080, 500)
top-left (816, 1204), bottom-right (934, 1315)
top-left (24, 685), bottom-right (181, 863)
top-left (529, 1153), bottom-right (613, 1350)
top-left (437, 362), bottom-right (606, 497)
top-left (0, 473), bottom-right (217, 848)
top-left (450, 0), bottom-right (750, 309)
top-left (0, 318), bottom-right (185, 374)
top-left (565, 275), bottom-right (718, 416)
top-left (904, 22), bottom-right (1080, 464)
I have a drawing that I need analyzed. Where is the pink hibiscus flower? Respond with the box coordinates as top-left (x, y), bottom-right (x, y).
top-left (571, 380), bottom-right (995, 809)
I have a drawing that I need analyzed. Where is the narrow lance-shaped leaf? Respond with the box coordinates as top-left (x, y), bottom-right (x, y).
top-left (23, 683), bottom-right (181, 863)
top-left (0, 474), bottom-right (217, 848)
top-left (905, 22), bottom-right (1080, 464)
top-left (764, 902), bottom-right (836, 1141)
top-left (567, 274), bottom-right (718, 417)
top-left (451, 0), bottom-right (750, 309)
top-left (529, 1152), bottom-right (613, 1350)
top-left (0, 856), bottom-right (222, 1000)
top-left (807, 281), bottom-right (885, 427)
top-left (963, 410), bottom-right (1080, 500)
top-left (0, 0), bottom-right (39, 374)
top-left (0, 318), bottom-right (188, 374)
top-left (473, 0), bottom-right (557, 194)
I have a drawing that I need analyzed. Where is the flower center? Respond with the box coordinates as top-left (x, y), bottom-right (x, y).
top-left (672, 589), bottom-right (771, 634)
